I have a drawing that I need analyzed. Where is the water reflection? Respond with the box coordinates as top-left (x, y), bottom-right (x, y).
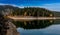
top-left (17, 24), bottom-right (60, 35)
top-left (13, 20), bottom-right (54, 29)
top-left (13, 20), bottom-right (60, 35)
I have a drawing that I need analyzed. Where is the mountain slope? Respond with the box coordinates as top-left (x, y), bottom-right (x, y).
top-left (0, 5), bottom-right (60, 17)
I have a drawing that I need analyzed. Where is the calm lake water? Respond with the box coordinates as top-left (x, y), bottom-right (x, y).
top-left (13, 20), bottom-right (60, 35)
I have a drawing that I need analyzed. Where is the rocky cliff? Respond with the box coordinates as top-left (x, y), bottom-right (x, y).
top-left (6, 21), bottom-right (19, 35)
top-left (0, 14), bottom-right (20, 35)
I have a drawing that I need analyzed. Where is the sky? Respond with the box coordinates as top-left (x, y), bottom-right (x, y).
top-left (0, 0), bottom-right (60, 11)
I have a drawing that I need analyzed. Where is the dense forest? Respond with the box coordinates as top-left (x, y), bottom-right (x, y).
top-left (12, 7), bottom-right (54, 17)
top-left (0, 5), bottom-right (60, 17)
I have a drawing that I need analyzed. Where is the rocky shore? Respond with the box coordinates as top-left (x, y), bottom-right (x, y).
top-left (0, 14), bottom-right (20, 35)
top-left (6, 21), bottom-right (19, 35)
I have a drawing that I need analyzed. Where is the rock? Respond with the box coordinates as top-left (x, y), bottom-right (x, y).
top-left (0, 14), bottom-right (20, 35)
top-left (6, 21), bottom-right (20, 35)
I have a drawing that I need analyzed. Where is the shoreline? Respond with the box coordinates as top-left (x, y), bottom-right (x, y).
top-left (7, 16), bottom-right (60, 21)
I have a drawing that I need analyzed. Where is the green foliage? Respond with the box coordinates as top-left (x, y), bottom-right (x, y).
top-left (12, 7), bottom-right (54, 17)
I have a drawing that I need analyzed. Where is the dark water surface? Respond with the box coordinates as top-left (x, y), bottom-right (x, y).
top-left (13, 20), bottom-right (60, 35)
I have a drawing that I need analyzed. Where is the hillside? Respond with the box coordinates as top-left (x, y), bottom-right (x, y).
top-left (54, 12), bottom-right (60, 17)
top-left (0, 5), bottom-right (60, 17)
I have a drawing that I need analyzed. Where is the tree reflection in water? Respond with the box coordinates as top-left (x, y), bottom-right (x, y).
top-left (13, 20), bottom-right (54, 29)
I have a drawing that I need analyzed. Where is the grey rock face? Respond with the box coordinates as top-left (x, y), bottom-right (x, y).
top-left (6, 21), bottom-right (20, 35)
top-left (0, 14), bottom-right (20, 35)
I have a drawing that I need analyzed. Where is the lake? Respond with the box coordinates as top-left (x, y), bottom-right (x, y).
top-left (13, 20), bottom-right (60, 35)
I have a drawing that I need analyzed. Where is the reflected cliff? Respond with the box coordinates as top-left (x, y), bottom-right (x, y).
top-left (12, 20), bottom-right (56, 29)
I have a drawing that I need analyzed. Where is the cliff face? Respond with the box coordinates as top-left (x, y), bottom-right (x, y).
top-left (0, 14), bottom-right (19, 35)
top-left (6, 21), bottom-right (19, 35)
